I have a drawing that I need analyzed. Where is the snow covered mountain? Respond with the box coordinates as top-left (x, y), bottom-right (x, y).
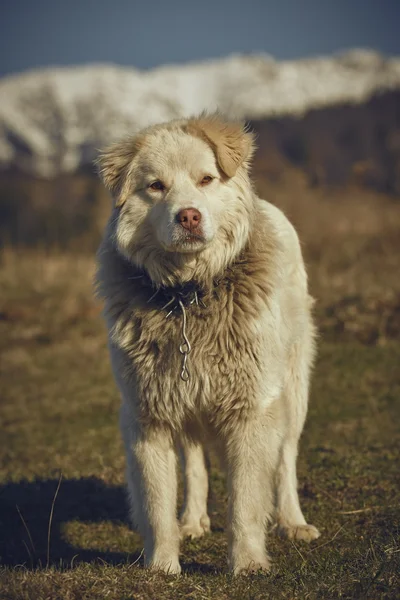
top-left (1, 50), bottom-right (400, 177)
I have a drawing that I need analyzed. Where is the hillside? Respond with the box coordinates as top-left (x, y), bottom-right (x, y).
top-left (1, 50), bottom-right (400, 177)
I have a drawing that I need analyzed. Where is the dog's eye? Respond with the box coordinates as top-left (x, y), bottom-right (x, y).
top-left (200, 175), bottom-right (213, 186)
top-left (149, 180), bottom-right (165, 191)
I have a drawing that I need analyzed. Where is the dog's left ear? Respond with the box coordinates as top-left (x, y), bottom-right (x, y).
top-left (96, 137), bottom-right (142, 207)
top-left (187, 116), bottom-right (255, 178)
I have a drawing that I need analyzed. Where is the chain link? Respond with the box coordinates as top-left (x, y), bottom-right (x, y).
top-left (178, 299), bottom-right (191, 381)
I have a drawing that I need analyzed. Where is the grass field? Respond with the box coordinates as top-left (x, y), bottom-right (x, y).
top-left (0, 172), bottom-right (399, 599)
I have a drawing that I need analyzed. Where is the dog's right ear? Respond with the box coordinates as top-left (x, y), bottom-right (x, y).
top-left (96, 137), bottom-right (142, 207)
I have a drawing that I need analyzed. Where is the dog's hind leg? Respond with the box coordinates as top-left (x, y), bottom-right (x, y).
top-left (179, 440), bottom-right (211, 539)
top-left (275, 440), bottom-right (320, 542)
top-left (274, 330), bottom-right (320, 543)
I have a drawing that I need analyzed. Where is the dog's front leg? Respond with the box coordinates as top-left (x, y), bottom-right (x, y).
top-left (225, 416), bottom-right (280, 575)
top-left (131, 428), bottom-right (181, 574)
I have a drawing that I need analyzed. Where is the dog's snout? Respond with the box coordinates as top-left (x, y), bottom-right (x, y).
top-left (176, 208), bottom-right (202, 231)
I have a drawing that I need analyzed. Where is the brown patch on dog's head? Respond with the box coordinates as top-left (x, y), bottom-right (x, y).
top-left (186, 114), bottom-right (255, 178)
top-left (97, 136), bottom-right (143, 206)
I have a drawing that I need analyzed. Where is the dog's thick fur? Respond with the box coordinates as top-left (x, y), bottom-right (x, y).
top-left (96, 115), bottom-right (320, 575)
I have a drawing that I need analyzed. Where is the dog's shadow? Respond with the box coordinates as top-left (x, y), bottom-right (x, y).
top-left (0, 477), bottom-right (142, 568)
top-left (0, 477), bottom-right (219, 574)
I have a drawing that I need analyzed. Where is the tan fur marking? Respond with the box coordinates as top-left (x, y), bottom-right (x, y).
top-left (97, 136), bottom-right (143, 206)
top-left (186, 115), bottom-right (255, 177)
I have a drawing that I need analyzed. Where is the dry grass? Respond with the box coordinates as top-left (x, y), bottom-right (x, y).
top-left (0, 172), bottom-right (399, 599)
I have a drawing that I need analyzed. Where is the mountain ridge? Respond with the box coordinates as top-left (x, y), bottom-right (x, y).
top-left (1, 50), bottom-right (400, 177)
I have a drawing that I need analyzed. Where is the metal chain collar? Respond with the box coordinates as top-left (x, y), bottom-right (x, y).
top-left (129, 272), bottom-right (206, 382)
top-left (164, 290), bottom-right (204, 382)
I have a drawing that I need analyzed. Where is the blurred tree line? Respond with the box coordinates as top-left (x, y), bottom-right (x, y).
top-left (251, 89), bottom-right (400, 193)
top-left (1, 89), bottom-right (399, 248)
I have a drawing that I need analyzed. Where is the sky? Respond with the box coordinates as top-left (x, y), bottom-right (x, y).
top-left (1, 0), bottom-right (400, 78)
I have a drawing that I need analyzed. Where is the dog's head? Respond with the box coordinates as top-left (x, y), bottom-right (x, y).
top-left (98, 115), bottom-right (256, 285)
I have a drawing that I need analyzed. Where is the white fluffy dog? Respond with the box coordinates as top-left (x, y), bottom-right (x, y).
top-left (96, 115), bottom-right (320, 575)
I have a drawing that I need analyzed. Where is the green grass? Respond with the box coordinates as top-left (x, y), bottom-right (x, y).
top-left (0, 222), bottom-right (400, 598)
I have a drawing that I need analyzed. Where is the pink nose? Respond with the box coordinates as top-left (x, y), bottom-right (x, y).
top-left (176, 208), bottom-right (202, 231)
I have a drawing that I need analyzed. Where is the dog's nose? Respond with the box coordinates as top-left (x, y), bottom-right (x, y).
top-left (176, 208), bottom-right (202, 231)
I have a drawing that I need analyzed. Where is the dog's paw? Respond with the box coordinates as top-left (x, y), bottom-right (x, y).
top-left (231, 557), bottom-right (271, 576)
top-left (180, 514), bottom-right (211, 539)
top-left (149, 557), bottom-right (182, 575)
top-left (278, 523), bottom-right (321, 542)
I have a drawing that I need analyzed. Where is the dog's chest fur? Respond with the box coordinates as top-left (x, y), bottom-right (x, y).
top-left (99, 229), bottom-right (285, 431)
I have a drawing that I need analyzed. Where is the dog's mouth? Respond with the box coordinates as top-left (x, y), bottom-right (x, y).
top-left (167, 231), bottom-right (208, 253)
top-left (156, 219), bottom-right (211, 253)
top-left (183, 233), bottom-right (205, 243)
